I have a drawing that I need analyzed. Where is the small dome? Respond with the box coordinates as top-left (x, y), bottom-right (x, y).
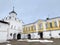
top-left (9, 10), bottom-right (17, 15)
top-left (9, 6), bottom-right (17, 15)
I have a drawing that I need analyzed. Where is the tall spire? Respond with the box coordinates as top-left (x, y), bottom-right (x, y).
top-left (13, 6), bottom-right (14, 11)
top-left (9, 6), bottom-right (17, 15)
top-left (9, 0), bottom-right (17, 15)
top-left (48, 14), bottom-right (49, 18)
top-left (12, 0), bottom-right (14, 11)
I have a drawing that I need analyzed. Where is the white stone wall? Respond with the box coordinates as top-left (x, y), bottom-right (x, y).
top-left (0, 23), bottom-right (9, 41)
top-left (51, 30), bottom-right (60, 38)
top-left (21, 34), bottom-right (25, 39)
top-left (0, 23), bottom-right (9, 31)
top-left (43, 31), bottom-right (51, 39)
top-left (22, 33), bottom-right (40, 39)
top-left (0, 32), bottom-right (7, 41)
top-left (31, 33), bottom-right (40, 39)
top-left (43, 30), bottom-right (60, 39)
top-left (24, 34), bottom-right (28, 39)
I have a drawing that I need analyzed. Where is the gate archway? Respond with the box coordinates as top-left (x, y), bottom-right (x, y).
top-left (28, 34), bottom-right (31, 39)
top-left (38, 32), bottom-right (43, 39)
top-left (17, 33), bottom-right (21, 39)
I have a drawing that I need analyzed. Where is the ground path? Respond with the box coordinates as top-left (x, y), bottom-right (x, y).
top-left (0, 39), bottom-right (60, 45)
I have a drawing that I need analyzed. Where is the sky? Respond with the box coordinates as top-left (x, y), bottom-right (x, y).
top-left (0, 0), bottom-right (60, 24)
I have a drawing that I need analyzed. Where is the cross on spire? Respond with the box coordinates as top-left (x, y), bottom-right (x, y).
top-left (9, 0), bottom-right (17, 15)
top-left (13, 6), bottom-right (14, 11)
top-left (48, 14), bottom-right (49, 18)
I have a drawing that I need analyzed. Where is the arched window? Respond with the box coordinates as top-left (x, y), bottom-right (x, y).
top-left (31, 26), bottom-right (34, 30)
top-left (33, 25), bottom-right (36, 30)
top-left (15, 18), bottom-right (16, 20)
top-left (54, 21), bottom-right (57, 27)
top-left (50, 22), bottom-right (52, 28)
top-left (39, 23), bottom-right (43, 30)
top-left (11, 25), bottom-right (13, 29)
top-left (6, 17), bottom-right (7, 20)
top-left (46, 23), bottom-right (48, 28)
top-left (9, 16), bottom-right (11, 19)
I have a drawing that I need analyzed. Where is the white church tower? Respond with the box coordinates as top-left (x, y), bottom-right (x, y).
top-left (9, 7), bottom-right (17, 20)
top-left (3, 7), bottom-right (23, 40)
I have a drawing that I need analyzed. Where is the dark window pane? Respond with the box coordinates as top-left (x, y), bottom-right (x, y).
top-left (50, 23), bottom-right (52, 28)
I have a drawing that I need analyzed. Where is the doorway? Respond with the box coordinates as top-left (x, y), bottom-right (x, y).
top-left (28, 34), bottom-right (31, 39)
top-left (17, 34), bottom-right (21, 39)
top-left (38, 32), bottom-right (43, 39)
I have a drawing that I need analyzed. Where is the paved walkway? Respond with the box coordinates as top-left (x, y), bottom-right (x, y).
top-left (0, 39), bottom-right (60, 45)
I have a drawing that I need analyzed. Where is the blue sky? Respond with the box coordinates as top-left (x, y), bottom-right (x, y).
top-left (0, 0), bottom-right (60, 24)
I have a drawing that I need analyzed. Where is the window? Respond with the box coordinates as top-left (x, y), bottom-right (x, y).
top-left (28, 27), bottom-right (30, 31)
top-left (15, 18), bottom-right (16, 20)
top-left (50, 22), bottom-right (52, 28)
top-left (46, 23), bottom-right (48, 28)
top-left (11, 25), bottom-right (13, 29)
top-left (59, 21), bottom-right (60, 27)
top-left (23, 27), bottom-right (25, 33)
top-left (23, 28), bottom-right (25, 30)
top-left (9, 17), bottom-right (11, 19)
top-left (54, 21), bottom-right (57, 27)
top-left (25, 27), bottom-right (28, 33)
top-left (6, 17), bottom-right (7, 20)
top-left (33, 25), bottom-right (36, 30)
top-left (26, 27), bottom-right (27, 30)
top-left (39, 23), bottom-right (43, 30)
top-left (31, 26), bottom-right (33, 30)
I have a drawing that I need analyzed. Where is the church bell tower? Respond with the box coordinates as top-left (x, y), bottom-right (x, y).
top-left (9, 7), bottom-right (17, 18)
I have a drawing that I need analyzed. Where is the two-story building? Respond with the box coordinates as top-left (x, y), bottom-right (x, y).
top-left (23, 17), bottom-right (60, 39)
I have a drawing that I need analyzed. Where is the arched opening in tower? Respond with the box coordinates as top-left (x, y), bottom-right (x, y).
top-left (17, 33), bottom-right (21, 39)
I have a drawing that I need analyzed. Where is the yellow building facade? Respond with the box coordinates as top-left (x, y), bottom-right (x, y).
top-left (22, 17), bottom-right (60, 39)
